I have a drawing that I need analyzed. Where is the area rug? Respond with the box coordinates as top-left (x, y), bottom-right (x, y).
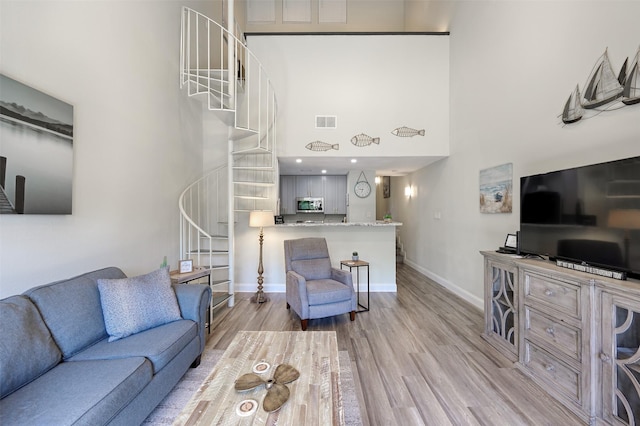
top-left (142, 349), bottom-right (224, 424)
top-left (143, 349), bottom-right (363, 425)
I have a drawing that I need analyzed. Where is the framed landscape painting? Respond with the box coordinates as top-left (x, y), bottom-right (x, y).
top-left (479, 163), bottom-right (512, 214)
top-left (0, 74), bottom-right (73, 214)
top-left (383, 176), bottom-right (390, 198)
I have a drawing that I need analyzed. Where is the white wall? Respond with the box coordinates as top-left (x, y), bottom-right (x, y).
top-left (395, 1), bottom-right (640, 309)
top-left (347, 169), bottom-right (376, 223)
top-left (247, 34), bottom-right (450, 163)
top-left (0, 1), bottom-right (212, 297)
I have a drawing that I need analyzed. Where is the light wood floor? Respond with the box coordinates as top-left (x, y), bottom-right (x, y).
top-left (206, 263), bottom-right (584, 425)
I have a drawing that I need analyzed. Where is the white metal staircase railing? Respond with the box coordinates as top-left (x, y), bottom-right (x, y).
top-left (178, 164), bottom-right (234, 318)
top-left (178, 165), bottom-right (229, 268)
top-left (180, 7), bottom-right (277, 154)
top-left (179, 6), bottom-right (278, 212)
top-left (177, 7), bottom-right (279, 303)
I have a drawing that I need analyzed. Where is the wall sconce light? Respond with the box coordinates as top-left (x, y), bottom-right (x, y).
top-left (375, 176), bottom-right (381, 185)
top-left (405, 185), bottom-right (413, 198)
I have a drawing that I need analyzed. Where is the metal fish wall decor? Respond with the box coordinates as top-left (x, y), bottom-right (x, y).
top-left (305, 141), bottom-right (339, 152)
top-left (351, 133), bottom-right (380, 147)
top-left (391, 126), bottom-right (426, 137)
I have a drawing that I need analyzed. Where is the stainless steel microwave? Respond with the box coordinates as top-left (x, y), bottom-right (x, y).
top-left (296, 197), bottom-right (324, 213)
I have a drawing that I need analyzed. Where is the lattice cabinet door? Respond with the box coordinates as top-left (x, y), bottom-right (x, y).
top-left (483, 257), bottom-right (519, 360)
top-left (601, 291), bottom-right (640, 426)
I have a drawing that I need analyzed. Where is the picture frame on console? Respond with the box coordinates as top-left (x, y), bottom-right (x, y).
top-left (179, 259), bottom-right (193, 274)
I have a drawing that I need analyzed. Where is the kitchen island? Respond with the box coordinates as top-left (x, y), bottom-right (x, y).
top-left (235, 221), bottom-right (402, 294)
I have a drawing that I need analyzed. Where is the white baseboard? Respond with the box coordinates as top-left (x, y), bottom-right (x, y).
top-left (235, 282), bottom-right (397, 293)
top-left (404, 259), bottom-right (483, 311)
top-left (236, 283), bottom-right (286, 293)
top-left (236, 262), bottom-right (476, 302)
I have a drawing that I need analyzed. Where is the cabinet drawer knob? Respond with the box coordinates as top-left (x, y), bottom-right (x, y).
top-left (545, 364), bottom-right (555, 372)
top-left (544, 289), bottom-right (554, 297)
top-left (600, 353), bottom-right (611, 363)
top-left (545, 327), bottom-right (555, 336)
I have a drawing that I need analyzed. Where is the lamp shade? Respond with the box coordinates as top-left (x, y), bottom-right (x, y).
top-left (250, 211), bottom-right (274, 227)
top-left (608, 209), bottom-right (640, 230)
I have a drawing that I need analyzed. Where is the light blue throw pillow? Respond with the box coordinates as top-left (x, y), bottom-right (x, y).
top-left (97, 267), bottom-right (182, 342)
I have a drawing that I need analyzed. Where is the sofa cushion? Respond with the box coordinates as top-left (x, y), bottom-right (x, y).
top-left (0, 296), bottom-right (62, 399)
top-left (0, 357), bottom-right (151, 426)
top-left (97, 267), bottom-right (182, 342)
top-left (306, 279), bottom-right (354, 305)
top-left (68, 319), bottom-right (197, 374)
top-left (24, 267), bottom-right (126, 359)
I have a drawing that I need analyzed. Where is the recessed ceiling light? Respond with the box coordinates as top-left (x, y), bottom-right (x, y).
top-left (296, 159), bottom-right (302, 163)
top-left (351, 159), bottom-right (357, 163)
top-left (321, 169), bottom-right (327, 174)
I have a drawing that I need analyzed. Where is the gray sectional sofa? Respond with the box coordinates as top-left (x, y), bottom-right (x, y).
top-left (0, 266), bottom-right (211, 426)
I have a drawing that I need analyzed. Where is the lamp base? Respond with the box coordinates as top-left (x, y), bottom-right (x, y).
top-left (250, 292), bottom-right (269, 304)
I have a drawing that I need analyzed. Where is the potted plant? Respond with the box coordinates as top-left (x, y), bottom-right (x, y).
top-left (384, 213), bottom-right (392, 223)
top-left (352, 251), bottom-right (359, 261)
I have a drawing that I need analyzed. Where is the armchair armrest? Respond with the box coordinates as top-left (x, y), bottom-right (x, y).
top-left (173, 283), bottom-right (211, 354)
top-left (331, 268), bottom-right (353, 287)
top-left (286, 270), bottom-right (310, 319)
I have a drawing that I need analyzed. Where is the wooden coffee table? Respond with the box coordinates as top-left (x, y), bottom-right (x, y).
top-left (173, 331), bottom-right (344, 425)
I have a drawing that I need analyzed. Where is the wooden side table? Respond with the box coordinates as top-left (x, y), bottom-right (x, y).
top-left (170, 267), bottom-right (212, 333)
top-left (170, 267), bottom-right (212, 285)
top-left (340, 260), bottom-right (370, 312)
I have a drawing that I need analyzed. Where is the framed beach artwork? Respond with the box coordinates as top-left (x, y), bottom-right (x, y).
top-left (0, 74), bottom-right (73, 214)
top-left (479, 163), bottom-right (512, 214)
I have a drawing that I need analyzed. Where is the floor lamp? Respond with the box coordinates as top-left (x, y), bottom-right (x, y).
top-left (249, 211), bottom-right (274, 304)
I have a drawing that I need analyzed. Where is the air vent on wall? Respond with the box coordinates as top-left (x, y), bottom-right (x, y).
top-left (315, 115), bottom-right (337, 129)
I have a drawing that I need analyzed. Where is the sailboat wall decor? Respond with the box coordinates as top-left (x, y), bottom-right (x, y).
top-left (561, 46), bottom-right (639, 125)
top-left (623, 47), bottom-right (640, 105)
top-left (562, 85), bottom-right (584, 124)
top-left (582, 48), bottom-right (624, 109)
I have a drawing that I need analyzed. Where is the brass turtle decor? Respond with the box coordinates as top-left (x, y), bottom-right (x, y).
top-left (234, 364), bottom-right (300, 412)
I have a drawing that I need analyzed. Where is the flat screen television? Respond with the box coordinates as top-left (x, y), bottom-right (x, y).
top-left (520, 156), bottom-right (640, 280)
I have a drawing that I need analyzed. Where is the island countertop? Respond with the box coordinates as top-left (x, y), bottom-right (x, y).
top-left (236, 220), bottom-right (400, 293)
top-left (272, 221), bottom-right (402, 227)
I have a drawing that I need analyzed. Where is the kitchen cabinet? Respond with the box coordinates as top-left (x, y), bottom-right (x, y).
top-left (323, 175), bottom-right (347, 215)
top-left (296, 176), bottom-right (324, 198)
top-left (280, 175), bottom-right (296, 214)
top-left (280, 175), bottom-right (347, 215)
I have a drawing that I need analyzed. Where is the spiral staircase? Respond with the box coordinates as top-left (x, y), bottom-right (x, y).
top-left (178, 7), bottom-right (278, 311)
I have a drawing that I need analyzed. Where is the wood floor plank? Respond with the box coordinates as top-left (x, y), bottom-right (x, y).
top-left (350, 335), bottom-right (396, 425)
top-left (207, 263), bottom-right (584, 426)
top-left (348, 356), bottom-right (371, 426)
top-left (402, 375), bottom-right (453, 425)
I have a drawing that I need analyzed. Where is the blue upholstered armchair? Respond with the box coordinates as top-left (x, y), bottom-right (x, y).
top-left (284, 237), bottom-right (357, 330)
